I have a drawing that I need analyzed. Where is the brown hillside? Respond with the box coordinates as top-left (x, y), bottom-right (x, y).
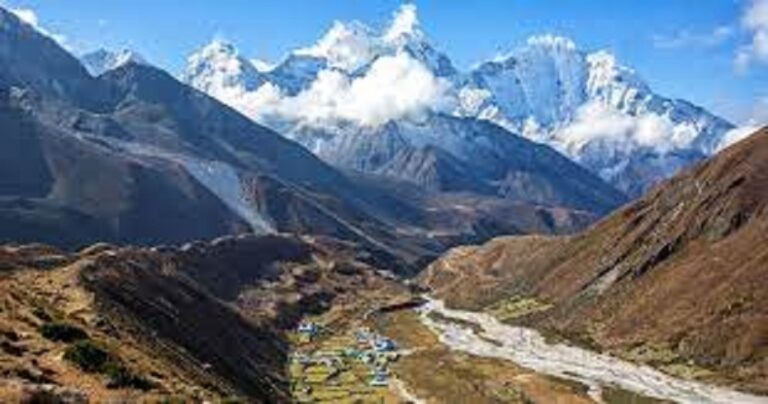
top-left (0, 234), bottom-right (406, 402)
top-left (422, 128), bottom-right (768, 393)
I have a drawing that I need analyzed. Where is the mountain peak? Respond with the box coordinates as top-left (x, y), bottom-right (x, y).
top-left (294, 20), bottom-right (377, 71)
top-left (585, 50), bottom-right (648, 95)
top-left (180, 8), bottom-right (734, 198)
top-left (184, 39), bottom-right (265, 94)
top-left (81, 48), bottom-right (147, 76)
top-left (193, 39), bottom-right (239, 59)
top-left (292, 3), bottom-right (431, 72)
top-left (382, 3), bottom-right (423, 44)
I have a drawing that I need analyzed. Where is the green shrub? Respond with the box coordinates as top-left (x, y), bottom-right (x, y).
top-left (63, 340), bottom-right (110, 372)
top-left (32, 307), bottom-right (52, 322)
top-left (40, 322), bottom-right (88, 342)
top-left (64, 341), bottom-right (154, 390)
top-left (104, 362), bottom-right (155, 390)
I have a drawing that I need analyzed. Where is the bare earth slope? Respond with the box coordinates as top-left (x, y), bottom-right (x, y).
top-left (0, 234), bottom-right (406, 402)
top-left (422, 128), bottom-right (768, 393)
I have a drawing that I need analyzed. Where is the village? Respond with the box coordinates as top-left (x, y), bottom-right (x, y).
top-left (289, 319), bottom-right (404, 402)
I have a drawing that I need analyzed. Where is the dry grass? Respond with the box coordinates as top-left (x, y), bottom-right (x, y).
top-left (376, 310), bottom-right (593, 404)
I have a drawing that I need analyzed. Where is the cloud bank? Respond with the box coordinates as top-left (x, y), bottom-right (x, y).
top-left (556, 101), bottom-right (696, 155)
top-left (232, 51), bottom-right (451, 127)
top-left (207, 4), bottom-right (451, 128)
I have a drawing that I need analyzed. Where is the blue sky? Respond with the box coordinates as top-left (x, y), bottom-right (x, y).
top-left (2, 0), bottom-right (766, 124)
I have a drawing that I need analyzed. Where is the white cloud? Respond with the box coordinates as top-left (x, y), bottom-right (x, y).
top-left (8, 7), bottom-right (68, 48)
top-left (735, 0), bottom-right (768, 71)
top-left (220, 52), bottom-right (451, 128)
top-left (717, 125), bottom-right (762, 150)
top-left (556, 101), bottom-right (697, 155)
top-left (653, 26), bottom-right (733, 49)
top-left (717, 96), bottom-right (768, 150)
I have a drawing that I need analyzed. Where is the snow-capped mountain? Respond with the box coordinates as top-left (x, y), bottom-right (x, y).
top-left (288, 113), bottom-right (626, 214)
top-left (80, 48), bottom-right (147, 76)
top-left (183, 4), bottom-right (455, 108)
top-left (456, 36), bottom-right (735, 195)
top-left (182, 4), bottom-right (735, 197)
top-left (183, 40), bottom-right (265, 97)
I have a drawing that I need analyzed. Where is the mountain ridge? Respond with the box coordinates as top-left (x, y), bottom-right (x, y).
top-left (0, 5), bottom-right (600, 265)
top-left (181, 5), bottom-right (737, 197)
top-left (421, 127), bottom-right (768, 393)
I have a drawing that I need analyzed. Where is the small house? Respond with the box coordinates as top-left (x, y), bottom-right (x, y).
top-left (373, 337), bottom-right (396, 352)
top-left (297, 322), bottom-right (319, 336)
top-left (369, 372), bottom-right (389, 387)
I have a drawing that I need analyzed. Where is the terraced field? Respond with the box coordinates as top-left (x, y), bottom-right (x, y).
top-left (288, 318), bottom-right (402, 403)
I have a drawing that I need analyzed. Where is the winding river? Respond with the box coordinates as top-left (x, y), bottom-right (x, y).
top-left (418, 297), bottom-right (768, 404)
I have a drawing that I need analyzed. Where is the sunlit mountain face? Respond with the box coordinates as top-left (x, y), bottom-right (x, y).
top-left (180, 5), bottom-right (738, 197)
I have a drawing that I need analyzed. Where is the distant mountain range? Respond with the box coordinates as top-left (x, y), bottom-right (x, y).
top-left (180, 5), bottom-right (736, 197)
top-left (0, 5), bottom-right (614, 264)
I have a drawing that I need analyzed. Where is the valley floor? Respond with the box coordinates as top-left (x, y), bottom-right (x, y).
top-left (417, 297), bottom-right (768, 404)
top-left (2, 240), bottom-right (765, 403)
top-left (289, 292), bottom-right (768, 403)
top-left (288, 294), bottom-right (667, 403)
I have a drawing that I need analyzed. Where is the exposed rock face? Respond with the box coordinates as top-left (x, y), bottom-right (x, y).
top-left (0, 234), bottom-right (407, 401)
top-left (290, 114), bottom-right (627, 215)
top-left (421, 128), bottom-right (768, 394)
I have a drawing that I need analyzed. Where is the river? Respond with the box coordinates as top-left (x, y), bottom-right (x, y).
top-left (417, 297), bottom-right (768, 404)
